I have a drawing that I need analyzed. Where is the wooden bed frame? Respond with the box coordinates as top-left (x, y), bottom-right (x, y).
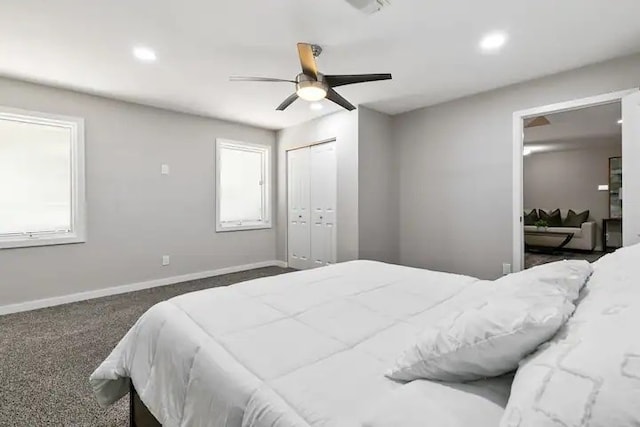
top-left (129, 380), bottom-right (162, 427)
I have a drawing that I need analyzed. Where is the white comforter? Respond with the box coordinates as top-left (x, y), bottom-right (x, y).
top-left (91, 261), bottom-right (510, 427)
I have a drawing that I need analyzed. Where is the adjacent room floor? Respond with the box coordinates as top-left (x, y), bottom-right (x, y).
top-left (0, 266), bottom-right (293, 426)
top-left (525, 250), bottom-right (606, 269)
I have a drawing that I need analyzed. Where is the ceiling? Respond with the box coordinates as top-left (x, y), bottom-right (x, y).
top-left (1, 1), bottom-right (640, 130)
top-left (524, 102), bottom-right (622, 153)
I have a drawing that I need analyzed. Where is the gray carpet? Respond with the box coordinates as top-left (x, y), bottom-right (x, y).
top-left (525, 250), bottom-right (606, 269)
top-left (0, 266), bottom-right (293, 426)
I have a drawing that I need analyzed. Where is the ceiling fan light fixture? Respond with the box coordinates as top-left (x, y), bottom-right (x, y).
top-left (296, 80), bottom-right (327, 101)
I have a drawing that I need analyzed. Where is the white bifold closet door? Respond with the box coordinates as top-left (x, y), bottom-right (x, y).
top-left (309, 142), bottom-right (337, 267)
top-left (287, 147), bottom-right (311, 269)
top-left (287, 141), bottom-right (337, 270)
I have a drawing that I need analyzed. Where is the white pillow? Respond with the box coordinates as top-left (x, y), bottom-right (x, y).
top-left (500, 246), bottom-right (640, 427)
top-left (387, 283), bottom-right (575, 382)
top-left (494, 259), bottom-right (592, 301)
top-left (387, 261), bottom-right (593, 382)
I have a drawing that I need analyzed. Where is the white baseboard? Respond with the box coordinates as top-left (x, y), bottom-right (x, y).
top-left (0, 260), bottom-right (288, 316)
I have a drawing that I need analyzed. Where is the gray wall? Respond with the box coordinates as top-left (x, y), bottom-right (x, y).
top-left (4, 53), bottom-right (640, 305)
top-left (358, 107), bottom-right (398, 263)
top-left (276, 110), bottom-right (359, 262)
top-left (393, 54), bottom-right (640, 279)
top-left (524, 142), bottom-right (621, 249)
top-left (0, 77), bottom-right (277, 306)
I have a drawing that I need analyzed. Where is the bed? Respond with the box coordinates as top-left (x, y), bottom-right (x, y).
top-left (93, 244), bottom-right (640, 427)
top-left (90, 260), bottom-right (514, 427)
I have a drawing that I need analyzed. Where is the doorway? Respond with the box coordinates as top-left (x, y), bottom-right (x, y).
top-left (522, 103), bottom-right (622, 268)
top-left (287, 140), bottom-right (337, 270)
top-left (512, 89), bottom-right (640, 272)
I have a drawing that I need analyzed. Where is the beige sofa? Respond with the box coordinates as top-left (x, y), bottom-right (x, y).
top-left (524, 208), bottom-right (597, 251)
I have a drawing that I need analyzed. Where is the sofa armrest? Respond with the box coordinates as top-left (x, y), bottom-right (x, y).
top-left (581, 221), bottom-right (597, 250)
top-left (581, 221), bottom-right (596, 234)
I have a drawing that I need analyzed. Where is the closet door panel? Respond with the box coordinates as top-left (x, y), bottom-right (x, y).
top-left (287, 147), bottom-right (311, 270)
top-left (310, 142), bottom-right (337, 266)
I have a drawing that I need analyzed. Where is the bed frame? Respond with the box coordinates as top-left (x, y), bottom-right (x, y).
top-left (129, 380), bottom-right (162, 427)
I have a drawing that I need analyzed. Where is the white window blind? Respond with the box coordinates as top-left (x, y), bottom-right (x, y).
top-left (0, 108), bottom-right (85, 248)
top-left (216, 139), bottom-right (271, 231)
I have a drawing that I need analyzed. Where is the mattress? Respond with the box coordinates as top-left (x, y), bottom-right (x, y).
top-left (91, 260), bottom-right (511, 427)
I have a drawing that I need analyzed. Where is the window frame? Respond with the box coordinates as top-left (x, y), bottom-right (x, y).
top-left (0, 106), bottom-right (86, 249)
top-left (215, 138), bottom-right (271, 232)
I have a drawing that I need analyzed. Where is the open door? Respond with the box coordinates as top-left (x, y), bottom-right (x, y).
top-left (622, 91), bottom-right (640, 246)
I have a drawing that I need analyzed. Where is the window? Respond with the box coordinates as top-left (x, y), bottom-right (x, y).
top-left (215, 139), bottom-right (271, 231)
top-left (0, 107), bottom-right (85, 248)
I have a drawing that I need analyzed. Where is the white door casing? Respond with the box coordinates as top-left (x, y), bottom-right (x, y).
top-left (512, 89), bottom-right (639, 272)
top-left (287, 147), bottom-right (311, 269)
top-left (622, 91), bottom-right (640, 246)
top-left (310, 142), bottom-right (337, 266)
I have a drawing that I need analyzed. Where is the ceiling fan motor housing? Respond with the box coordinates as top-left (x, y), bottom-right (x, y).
top-left (296, 73), bottom-right (328, 101)
top-left (310, 45), bottom-right (323, 58)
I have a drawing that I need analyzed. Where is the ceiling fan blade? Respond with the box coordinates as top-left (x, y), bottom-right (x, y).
top-left (297, 43), bottom-right (319, 80)
top-left (276, 93), bottom-right (299, 111)
top-left (326, 88), bottom-right (356, 111)
top-left (230, 76), bottom-right (295, 83)
top-left (525, 116), bottom-right (551, 128)
top-left (324, 73), bottom-right (392, 88)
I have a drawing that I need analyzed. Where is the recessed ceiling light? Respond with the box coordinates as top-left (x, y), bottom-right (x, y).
top-left (618, 119), bottom-right (623, 124)
top-left (480, 31), bottom-right (508, 52)
top-left (310, 102), bottom-right (323, 111)
top-left (133, 46), bottom-right (157, 62)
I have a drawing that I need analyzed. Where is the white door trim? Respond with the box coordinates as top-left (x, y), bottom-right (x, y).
top-left (512, 88), bottom-right (639, 272)
top-left (622, 91), bottom-right (640, 247)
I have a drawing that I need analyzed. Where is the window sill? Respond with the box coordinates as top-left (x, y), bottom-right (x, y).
top-left (216, 223), bottom-right (272, 233)
top-left (0, 234), bottom-right (86, 249)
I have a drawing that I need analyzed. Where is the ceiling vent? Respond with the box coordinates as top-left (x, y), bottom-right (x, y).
top-left (345, 0), bottom-right (391, 15)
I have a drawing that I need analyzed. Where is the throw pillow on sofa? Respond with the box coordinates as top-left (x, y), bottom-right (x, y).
top-left (523, 209), bottom-right (539, 226)
top-left (386, 261), bottom-right (592, 382)
top-left (538, 209), bottom-right (563, 227)
top-left (563, 209), bottom-right (589, 227)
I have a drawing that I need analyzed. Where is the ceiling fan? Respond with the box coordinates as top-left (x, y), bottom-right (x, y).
top-left (230, 43), bottom-right (392, 111)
